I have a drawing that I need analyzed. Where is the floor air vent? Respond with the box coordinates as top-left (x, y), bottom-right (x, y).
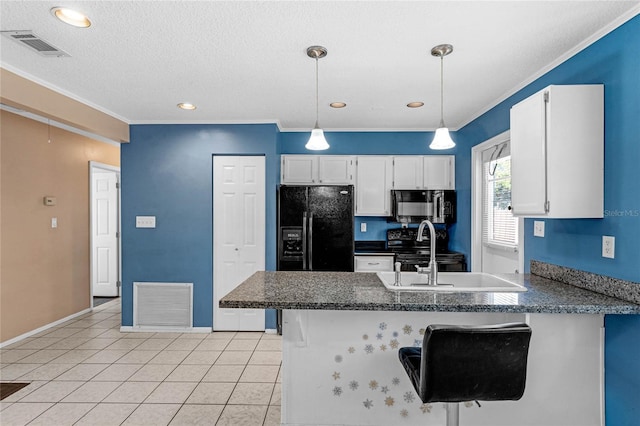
top-left (133, 282), bottom-right (193, 330)
top-left (1, 30), bottom-right (70, 57)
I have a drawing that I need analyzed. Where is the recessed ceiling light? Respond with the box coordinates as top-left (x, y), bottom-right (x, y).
top-left (407, 102), bottom-right (424, 108)
top-left (177, 103), bottom-right (197, 110)
top-left (51, 7), bottom-right (92, 28)
top-left (330, 102), bottom-right (347, 108)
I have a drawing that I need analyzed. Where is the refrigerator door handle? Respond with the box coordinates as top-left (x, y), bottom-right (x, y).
top-left (302, 212), bottom-right (308, 270)
top-left (309, 212), bottom-right (314, 271)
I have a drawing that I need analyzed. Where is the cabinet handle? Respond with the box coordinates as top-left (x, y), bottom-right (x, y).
top-left (368, 262), bottom-right (380, 266)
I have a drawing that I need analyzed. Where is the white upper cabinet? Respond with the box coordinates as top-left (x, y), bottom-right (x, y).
top-left (281, 154), bottom-right (455, 216)
top-left (355, 156), bottom-right (392, 216)
top-left (423, 155), bottom-right (455, 190)
top-left (281, 155), bottom-right (317, 184)
top-left (392, 156), bottom-right (424, 189)
top-left (281, 155), bottom-right (353, 185)
top-left (510, 84), bottom-right (603, 218)
top-left (391, 155), bottom-right (455, 190)
top-left (318, 156), bottom-right (354, 184)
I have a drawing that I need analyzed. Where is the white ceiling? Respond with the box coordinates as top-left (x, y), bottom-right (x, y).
top-left (1, 1), bottom-right (638, 133)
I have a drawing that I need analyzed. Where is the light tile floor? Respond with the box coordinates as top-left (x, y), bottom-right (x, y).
top-left (0, 300), bottom-right (282, 425)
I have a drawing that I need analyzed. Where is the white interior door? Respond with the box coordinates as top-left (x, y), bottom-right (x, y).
top-left (91, 167), bottom-right (119, 297)
top-left (213, 156), bottom-right (265, 331)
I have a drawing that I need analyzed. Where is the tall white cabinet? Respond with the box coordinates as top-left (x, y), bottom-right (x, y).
top-left (355, 156), bottom-right (392, 216)
top-left (510, 85), bottom-right (603, 218)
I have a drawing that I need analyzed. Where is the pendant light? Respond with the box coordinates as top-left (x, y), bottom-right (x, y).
top-left (429, 44), bottom-right (456, 150)
top-left (305, 46), bottom-right (330, 151)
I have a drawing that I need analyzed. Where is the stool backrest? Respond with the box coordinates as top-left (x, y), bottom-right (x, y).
top-left (420, 322), bottom-right (532, 403)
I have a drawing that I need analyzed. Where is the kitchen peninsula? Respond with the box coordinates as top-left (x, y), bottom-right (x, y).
top-left (220, 264), bottom-right (640, 426)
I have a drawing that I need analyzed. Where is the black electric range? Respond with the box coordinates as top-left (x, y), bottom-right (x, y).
top-left (386, 228), bottom-right (466, 272)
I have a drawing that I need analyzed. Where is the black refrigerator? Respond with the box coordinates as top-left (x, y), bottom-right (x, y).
top-left (277, 185), bottom-right (354, 272)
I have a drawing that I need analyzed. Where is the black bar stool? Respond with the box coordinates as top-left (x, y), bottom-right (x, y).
top-left (398, 323), bottom-right (532, 426)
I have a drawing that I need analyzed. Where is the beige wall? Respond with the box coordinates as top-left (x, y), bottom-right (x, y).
top-left (0, 110), bottom-right (120, 342)
top-left (1, 68), bottom-right (129, 143)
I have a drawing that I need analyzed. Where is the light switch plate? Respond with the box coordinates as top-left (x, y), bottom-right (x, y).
top-left (136, 216), bottom-right (156, 228)
top-left (361, 222), bottom-right (367, 232)
top-left (602, 236), bottom-right (615, 258)
top-left (51, 217), bottom-right (57, 228)
top-left (534, 221), bottom-right (545, 237)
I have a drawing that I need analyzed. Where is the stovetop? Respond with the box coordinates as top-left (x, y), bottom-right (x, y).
top-left (386, 227), bottom-right (450, 252)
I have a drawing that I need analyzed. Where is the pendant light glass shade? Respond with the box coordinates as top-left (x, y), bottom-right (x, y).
top-left (306, 126), bottom-right (330, 150)
top-left (429, 123), bottom-right (455, 150)
top-left (429, 44), bottom-right (455, 150)
top-left (306, 46), bottom-right (329, 151)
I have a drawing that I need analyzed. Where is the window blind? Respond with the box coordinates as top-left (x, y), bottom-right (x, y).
top-left (482, 142), bottom-right (518, 249)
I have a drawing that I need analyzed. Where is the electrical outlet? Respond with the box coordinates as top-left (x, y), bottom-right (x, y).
top-left (136, 216), bottom-right (156, 228)
top-left (602, 236), bottom-right (615, 259)
top-left (534, 221), bottom-right (545, 237)
top-left (361, 222), bottom-right (367, 232)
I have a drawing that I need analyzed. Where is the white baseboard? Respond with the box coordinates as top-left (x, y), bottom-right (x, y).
top-left (120, 326), bottom-right (212, 333)
top-left (0, 307), bottom-right (92, 348)
top-left (265, 328), bottom-right (278, 335)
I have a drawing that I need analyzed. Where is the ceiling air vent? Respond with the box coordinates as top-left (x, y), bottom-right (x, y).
top-left (1, 30), bottom-right (70, 57)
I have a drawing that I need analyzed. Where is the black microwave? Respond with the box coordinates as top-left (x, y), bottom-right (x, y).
top-left (391, 190), bottom-right (456, 224)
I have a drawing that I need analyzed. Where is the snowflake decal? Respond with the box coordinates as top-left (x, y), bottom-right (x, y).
top-left (332, 371), bottom-right (341, 380)
top-left (379, 344), bottom-right (387, 352)
top-left (364, 344), bottom-right (374, 354)
top-left (333, 386), bottom-right (343, 396)
top-left (348, 346), bottom-right (355, 354)
top-left (380, 385), bottom-right (389, 394)
top-left (389, 339), bottom-right (399, 349)
top-left (369, 380), bottom-right (379, 390)
top-left (413, 339), bottom-right (422, 347)
top-left (384, 396), bottom-right (395, 406)
top-left (392, 377), bottom-right (400, 386)
top-left (363, 334), bottom-right (369, 340)
top-left (363, 399), bottom-right (374, 409)
top-left (379, 322), bottom-right (387, 330)
top-left (403, 392), bottom-right (415, 403)
top-left (403, 325), bottom-right (413, 335)
top-left (392, 331), bottom-right (399, 338)
top-left (349, 380), bottom-right (359, 391)
top-left (400, 409), bottom-right (409, 418)
top-left (420, 403), bottom-right (432, 413)
top-left (419, 328), bottom-right (426, 335)
top-left (334, 355), bottom-right (343, 363)
top-left (376, 332), bottom-right (384, 340)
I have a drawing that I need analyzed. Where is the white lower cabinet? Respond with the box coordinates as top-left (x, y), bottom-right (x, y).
top-left (354, 255), bottom-right (394, 272)
top-left (355, 156), bottom-right (392, 216)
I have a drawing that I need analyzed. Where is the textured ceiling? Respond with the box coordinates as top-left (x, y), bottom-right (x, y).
top-left (1, 1), bottom-right (638, 132)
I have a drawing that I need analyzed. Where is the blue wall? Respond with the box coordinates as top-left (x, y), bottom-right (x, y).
top-left (121, 124), bottom-right (279, 329)
top-left (454, 15), bottom-right (640, 425)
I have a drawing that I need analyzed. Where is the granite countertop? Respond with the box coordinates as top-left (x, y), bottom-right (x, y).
top-left (219, 271), bottom-right (640, 314)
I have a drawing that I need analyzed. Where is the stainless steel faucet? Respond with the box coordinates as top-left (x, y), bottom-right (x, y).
top-left (416, 220), bottom-right (438, 286)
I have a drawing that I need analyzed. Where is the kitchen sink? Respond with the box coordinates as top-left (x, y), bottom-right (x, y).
top-left (376, 271), bottom-right (527, 292)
